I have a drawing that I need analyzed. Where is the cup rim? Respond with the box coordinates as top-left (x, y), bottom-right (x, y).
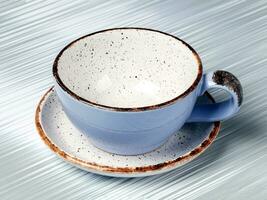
top-left (53, 27), bottom-right (203, 112)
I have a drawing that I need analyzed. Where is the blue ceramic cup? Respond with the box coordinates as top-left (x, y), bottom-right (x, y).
top-left (53, 28), bottom-right (243, 155)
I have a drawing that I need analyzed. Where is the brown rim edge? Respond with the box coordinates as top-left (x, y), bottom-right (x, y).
top-left (35, 88), bottom-right (220, 174)
top-left (53, 27), bottom-right (203, 112)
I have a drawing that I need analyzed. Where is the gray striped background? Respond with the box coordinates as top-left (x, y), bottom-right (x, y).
top-left (0, 0), bottom-right (267, 199)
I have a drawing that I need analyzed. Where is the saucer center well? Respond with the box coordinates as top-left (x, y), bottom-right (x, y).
top-left (39, 89), bottom-right (218, 171)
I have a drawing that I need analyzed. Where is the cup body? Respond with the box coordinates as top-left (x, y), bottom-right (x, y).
top-left (55, 79), bottom-right (202, 155)
top-left (53, 28), bottom-right (203, 155)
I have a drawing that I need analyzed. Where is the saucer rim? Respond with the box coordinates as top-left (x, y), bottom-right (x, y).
top-left (35, 87), bottom-right (220, 175)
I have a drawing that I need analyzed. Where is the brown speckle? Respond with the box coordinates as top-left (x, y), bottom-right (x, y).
top-left (212, 70), bottom-right (243, 106)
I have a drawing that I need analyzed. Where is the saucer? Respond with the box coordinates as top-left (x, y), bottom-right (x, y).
top-left (35, 88), bottom-right (220, 177)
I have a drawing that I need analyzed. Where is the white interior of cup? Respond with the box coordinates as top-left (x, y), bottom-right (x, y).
top-left (57, 28), bottom-right (200, 108)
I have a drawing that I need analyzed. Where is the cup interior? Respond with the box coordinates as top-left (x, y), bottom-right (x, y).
top-left (55, 28), bottom-right (200, 108)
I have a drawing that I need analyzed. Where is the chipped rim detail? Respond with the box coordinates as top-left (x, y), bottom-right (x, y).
top-left (53, 27), bottom-right (203, 112)
top-left (35, 88), bottom-right (220, 174)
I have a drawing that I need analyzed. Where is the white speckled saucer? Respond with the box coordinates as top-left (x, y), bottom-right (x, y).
top-left (35, 88), bottom-right (220, 177)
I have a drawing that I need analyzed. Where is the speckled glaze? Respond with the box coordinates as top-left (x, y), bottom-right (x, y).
top-left (53, 28), bottom-right (243, 155)
top-left (35, 88), bottom-right (220, 177)
top-left (56, 29), bottom-right (199, 107)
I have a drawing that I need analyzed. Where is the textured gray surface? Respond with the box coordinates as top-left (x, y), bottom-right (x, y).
top-left (0, 0), bottom-right (267, 199)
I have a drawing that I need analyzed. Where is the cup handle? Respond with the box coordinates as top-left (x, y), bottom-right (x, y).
top-left (187, 70), bottom-right (243, 122)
